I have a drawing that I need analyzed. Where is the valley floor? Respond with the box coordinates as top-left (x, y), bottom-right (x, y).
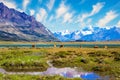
top-left (0, 42), bottom-right (120, 80)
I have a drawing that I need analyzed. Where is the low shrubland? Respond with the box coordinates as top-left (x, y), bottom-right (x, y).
top-left (0, 47), bottom-right (119, 79)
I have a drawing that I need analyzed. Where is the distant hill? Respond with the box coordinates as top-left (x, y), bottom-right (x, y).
top-left (0, 2), bottom-right (58, 41)
top-left (54, 27), bottom-right (120, 42)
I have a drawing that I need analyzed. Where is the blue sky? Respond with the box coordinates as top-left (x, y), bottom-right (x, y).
top-left (0, 0), bottom-right (120, 32)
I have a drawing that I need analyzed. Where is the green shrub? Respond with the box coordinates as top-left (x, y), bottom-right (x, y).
top-left (114, 55), bottom-right (120, 61)
top-left (88, 52), bottom-right (96, 57)
top-left (94, 58), bottom-right (104, 64)
top-left (0, 55), bottom-right (3, 60)
top-left (88, 51), bottom-right (109, 57)
top-left (112, 52), bottom-right (120, 61)
top-left (80, 58), bottom-right (89, 64)
top-left (1, 61), bottom-right (48, 72)
top-left (111, 51), bottom-right (119, 55)
top-left (92, 65), bottom-right (111, 72)
top-left (54, 51), bottom-right (70, 58)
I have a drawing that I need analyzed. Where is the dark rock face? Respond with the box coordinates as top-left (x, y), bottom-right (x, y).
top-left (0, 2), bottom-right (58, 41)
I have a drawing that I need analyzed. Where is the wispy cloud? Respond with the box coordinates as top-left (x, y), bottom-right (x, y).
top-left (87, 18), bottom-right (92, 23)
top-left (36, 8), bottom-right (47, 22)
top-left (74, 2), bottom-right (105, 28)
top-left (63, 13), bottom-right (73, 23)
top-left (38, 0), bottom-right (42, 3)
top-left (23, 0), bottom-right (30, 11)
top-left (80, 2), bottom-right (105, 22)
top-left (56, 1), bottom-right (69, 19)
top-left (0, 0), bottom-right (17, 9)
top-left (91, 2), bottom-right (105, 16)
top-left (49, 15), bottom-right (54, 22)
top-left (30, 9), bottom-right (35, 16)
top-left (55, 1), bottom-right (74, 23)
top-left (47, 0), bottom-right (55, 11)
top-left (117, 21), bottom-right (120, 27)
top-left (79, 0), bottom-right (85, 4)
top-left (97, 11), bottom-right (118, 27)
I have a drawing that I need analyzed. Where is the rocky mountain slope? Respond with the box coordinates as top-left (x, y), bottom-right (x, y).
top-left (0, 2), bottom-right (58, 41)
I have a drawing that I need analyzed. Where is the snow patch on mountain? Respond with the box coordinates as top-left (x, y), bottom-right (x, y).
top-left (54, 27), bottom-right (120, 41)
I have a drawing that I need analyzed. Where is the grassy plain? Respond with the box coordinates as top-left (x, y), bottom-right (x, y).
top-left (0, 41), bottom-right (120, 80)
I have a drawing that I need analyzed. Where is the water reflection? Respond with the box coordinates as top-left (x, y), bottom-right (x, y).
top-left (0, 67), bottom-right (109, 80)
top-left (42, 67), bottom-right (109, 80)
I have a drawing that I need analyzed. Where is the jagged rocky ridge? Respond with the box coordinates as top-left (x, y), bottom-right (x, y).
top-left (54, 27), bottom-right (120, 42)
top-left (0, 2), bottom-right (58, 41)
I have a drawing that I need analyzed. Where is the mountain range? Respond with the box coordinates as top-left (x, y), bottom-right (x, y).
top-left (0, 2), bottom-right (58, 41)
top-left (0, 2), bottom-right (120, 42)
top-left (54, 27), bottom-right (120, 41)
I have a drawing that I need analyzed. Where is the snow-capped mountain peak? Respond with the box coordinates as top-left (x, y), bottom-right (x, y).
top-left (81, 30), bottom-right (93, 36)
top-left (61, 30), bottom-right (71, 36)
top-left (54, 27), bottom-right (120, 41)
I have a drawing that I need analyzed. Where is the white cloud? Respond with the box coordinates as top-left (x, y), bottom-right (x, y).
top-left (30, 9), bottom-right (35, 15)
top-left (47, 0), bottom-right (55, 11)
top-left (36, 14), bottom-right (41, 21)
top-left (23, 0), bottom-right (30, 11)
top-left (80, 2), bottom-right (104, 22)
top-left (56, 1), bottom-right (68, 19)
top-left (87, 18), bottom-right (92, 23)
top-left (79, 0), bottom-right (85, 4)
top-left (80, 14), bottom-right (88, 22)
top-left (63, 13), bottom-right (73, 23)
top-left (91, 2), bottom-right (104, 16)
top-left (38, 0), bottom-right (42, 3)
top-left (117, 21), bottom-right (120, 27)
top-left (36, 8), bottom-right (47, 22)
top-left (75, 2), bottom-right (105, 28)
top-left (0, 0), bottom-right (17, 9)
top-left (55, 1), bottom-right (74, 23)
top-left (49, 15), bottom-right (54, 22)
top-left (97, 11), bottom-right (118, 27)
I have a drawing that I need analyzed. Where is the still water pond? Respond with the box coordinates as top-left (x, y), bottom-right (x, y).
top-left (0, 67), bottom-right (110, 80)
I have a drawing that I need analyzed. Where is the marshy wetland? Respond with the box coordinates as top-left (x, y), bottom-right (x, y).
top-left (0, 42), bottom-right (120, 80)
